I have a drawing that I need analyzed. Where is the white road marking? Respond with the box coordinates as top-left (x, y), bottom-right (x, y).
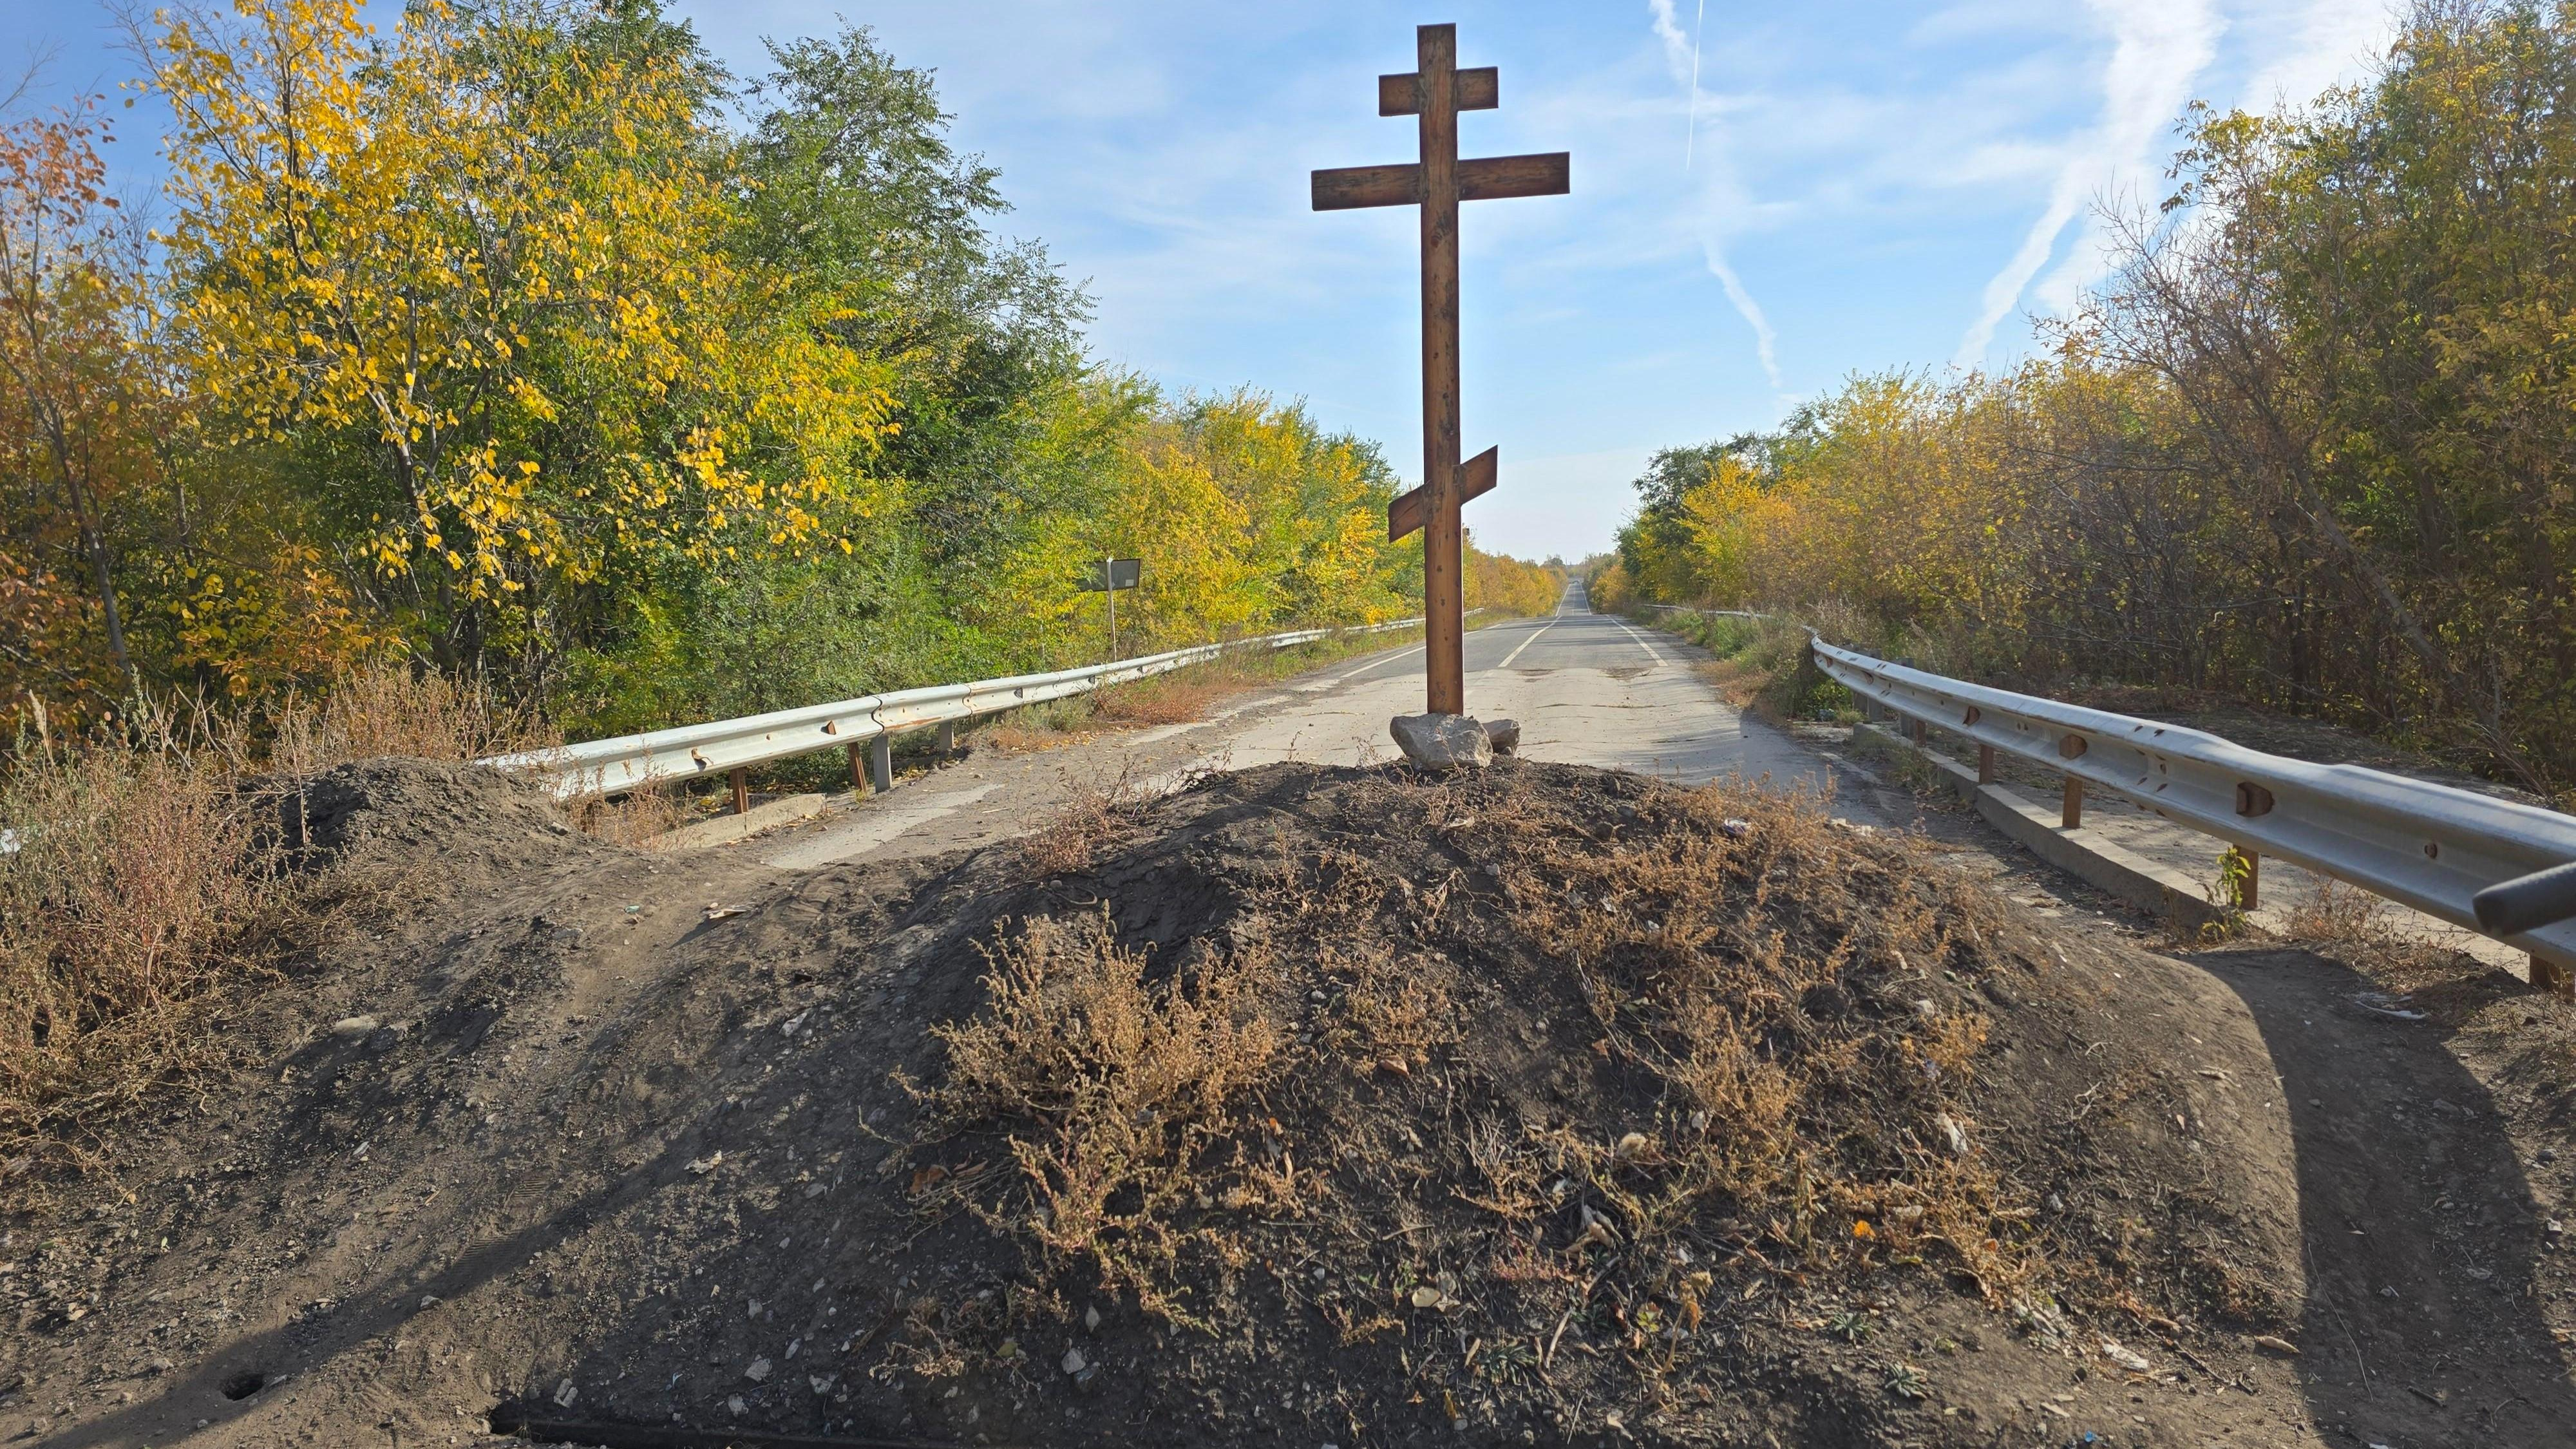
top-left (1609, 618), bottom-right (1669, 667)
top-left (1497, 619), bottom-right (1558, 669)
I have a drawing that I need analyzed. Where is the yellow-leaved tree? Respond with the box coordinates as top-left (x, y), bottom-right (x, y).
top-left (141, 0), bottom-right (898, 656)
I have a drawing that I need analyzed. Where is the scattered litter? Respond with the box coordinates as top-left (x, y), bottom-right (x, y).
top-left (1934, 1113), bottom-right (1969, 1156)
top-left (704, 902), bottom-right (748, 921)
top-left (328, 1016), bottom-right (380, 1040)
top-left (2351, 992), bottom-right (2427, 1021)
top-left (552, 1379), bottom-right (577, 1408)
top-left (1719, 818), bottom-right (1751, 838)
top-left (2249, 1334), bottom-right (2298, 1356)
top-left (743, 1358), bottom-right (772, 1383)
top-left (687, 1152), bottom-right (723, 1175)
top-left (2100, 1338), bottom-right (2151, 1373)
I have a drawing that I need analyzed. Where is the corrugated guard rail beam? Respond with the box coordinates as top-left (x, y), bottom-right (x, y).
top-left (482, 616), bottom-right (1452, 801)
top-left (1807, 636), bottom-right (2576, 976)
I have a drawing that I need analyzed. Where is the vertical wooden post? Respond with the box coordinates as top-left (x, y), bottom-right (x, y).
top-left (869, 735), bottom-right (893, 793)
top-left (847, 743), bottom-right (867, 793)
top-left (728, 767), bottom-right (750, 816)
top-left (2535, 953), bottom-right (2573, 998)
top-left (1976, 744), bottom-right (1996, 784)
top-left (936, 721), bottom-right (956, 757)
top-left (1907, 715), bottom-right (1927, 748)
top-left (2240, 850), bottom-right (2261, 912)
top-left (1418, 24), bottom-right (1464, 717)
top-left (2061, 777), bottom-right (2083, 829)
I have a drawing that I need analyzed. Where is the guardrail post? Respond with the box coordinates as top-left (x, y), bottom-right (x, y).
top-left (1907, 715), bottom-right (1927, 748)
top-left (728, 767), bottom-right (750, 816)
top-left (1976, 744), bottom-right (1996, 784)
top-left (936, 721), bottom-right (956, 757)
top-left (2061, 777), bottom-right (2083, 829)
top-left (869, 735), bottom-right (894, 793)
top-left (846, 743), bottom-right (867, 793)
top-left (2537, 954), bottom-right (2573, 998)
top-left (2240, 850), bottom-right (2260, 912)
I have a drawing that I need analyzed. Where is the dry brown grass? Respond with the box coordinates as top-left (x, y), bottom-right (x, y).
top-left (1014, 772), bottom-right (1152, 878)
top-left (906, 911), bottom-right (1287, 1321)
top-left (0, 746), bottom-right (283, 1177)
top-left (267, 661), bottom-right (554, 775)
top-left (2281, 876), bottom-right (2391, 943)
top-left (0, 662), bottom-right (547, 1184)
top-left (1090, 676), bottom-right (1224, 726)
top-left (566, 784), bottom-right (693, 848)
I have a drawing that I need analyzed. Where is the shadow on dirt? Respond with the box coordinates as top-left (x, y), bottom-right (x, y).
top-left (2199, 947), bottom-right (2576, 1446)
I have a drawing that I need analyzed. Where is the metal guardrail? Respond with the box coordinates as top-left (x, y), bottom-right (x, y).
top-left (483, 616), bottom-right (1443, 800)
top-left (1638, 603), bottom-right (1772, 623)
top-left (1807, 636), bottom-right (2576, 971)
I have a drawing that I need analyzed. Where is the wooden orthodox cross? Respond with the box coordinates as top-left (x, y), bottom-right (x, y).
top-left (1313, 23), bottom-right (1568, 717)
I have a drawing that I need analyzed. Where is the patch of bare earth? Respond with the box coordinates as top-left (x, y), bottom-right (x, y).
top-left (3, 759), bottom-right (2570, 1447)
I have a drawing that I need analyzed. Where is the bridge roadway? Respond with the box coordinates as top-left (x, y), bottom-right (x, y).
top-left (757, 582), bottom-right (1857, 870)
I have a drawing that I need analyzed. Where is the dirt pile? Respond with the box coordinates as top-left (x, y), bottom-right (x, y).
top-left (6, 759), bottom-right (2333, 1447)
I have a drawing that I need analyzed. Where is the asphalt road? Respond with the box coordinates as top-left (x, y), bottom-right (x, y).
top-left (760, 582), bottom-right (1853, 869)
top-left (1198, 580), bottom-right (1832, 790)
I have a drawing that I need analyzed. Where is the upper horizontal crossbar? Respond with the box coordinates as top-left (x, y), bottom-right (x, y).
top-left (1311, 153), bottom-right (1573, 211)
top-left (1378, 67), bottom-right (1499, 116)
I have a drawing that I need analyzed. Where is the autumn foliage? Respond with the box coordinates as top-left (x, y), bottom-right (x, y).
top-left (0, 0), bottom-right (1555, 745)
top-left (1610, 1), bottom-right (2576, 800)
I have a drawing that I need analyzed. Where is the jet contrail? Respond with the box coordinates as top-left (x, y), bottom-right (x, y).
top-left (1685, 0), bottom-right (1706, 169)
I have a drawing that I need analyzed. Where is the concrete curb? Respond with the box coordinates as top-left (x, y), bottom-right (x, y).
top-left (651, 793), bottom-right (828, 851)
top-left (1847, 723), bottom-right (2230, 935)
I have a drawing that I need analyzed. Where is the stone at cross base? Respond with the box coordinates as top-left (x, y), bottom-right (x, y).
top-left (1390, 714), bottom-right (1519, 771)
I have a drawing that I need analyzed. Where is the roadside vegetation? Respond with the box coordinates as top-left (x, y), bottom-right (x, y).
top-left (1600, 0), bottom-right (2576, 804)
top-left (0, 0), bottom-right (1557, 747)
top-left (0, 0), bottom-right (1564, 1182)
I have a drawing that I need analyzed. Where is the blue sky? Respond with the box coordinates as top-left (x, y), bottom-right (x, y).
top-left (7, 1), bottom-right (2395, 560)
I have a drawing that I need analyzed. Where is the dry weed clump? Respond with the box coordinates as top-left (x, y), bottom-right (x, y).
top-left (905, 912), bottom-right (1287, 1320)
top-left (1014, 774), bottom-right (1150, 878)
top-left (565, 784), bottom-right (692, 847)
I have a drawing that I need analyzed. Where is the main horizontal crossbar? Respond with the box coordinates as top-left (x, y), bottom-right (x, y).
top-left (1311, 153), bottom-right (1572, 211)
top-left (1388, 446), bottom-right (1497, 542)
top-left (1378, 67), bottom-right (1499, 115)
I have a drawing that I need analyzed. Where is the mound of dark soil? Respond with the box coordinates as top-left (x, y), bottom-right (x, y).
top-left (5, 760), bottom-right (2326, 1448)
top-left (270, 757), bottom-right (595, 875)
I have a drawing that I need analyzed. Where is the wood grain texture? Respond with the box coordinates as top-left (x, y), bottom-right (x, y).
top-left (1379, 66), bottom-right (1497, 115)
top-left (1417, 23), bottom-right (1464, 715)
top-left (1458, 152), bottom-right (1570, 202)
top-left (1387, 445), bottom-right (1496, 542)
top-left (1311, 162), bottom-right (1421, 211)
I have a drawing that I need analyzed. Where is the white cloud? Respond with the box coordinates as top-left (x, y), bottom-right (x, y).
top-left (2238, 0), bottom-right (2396, 112)
top-left (1644, 1), bottom-right (1788, 392)
top-left (1703, 242), bottom-right (1784, 392)
top-left (1956, 0), bottom-right (2222, 366)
